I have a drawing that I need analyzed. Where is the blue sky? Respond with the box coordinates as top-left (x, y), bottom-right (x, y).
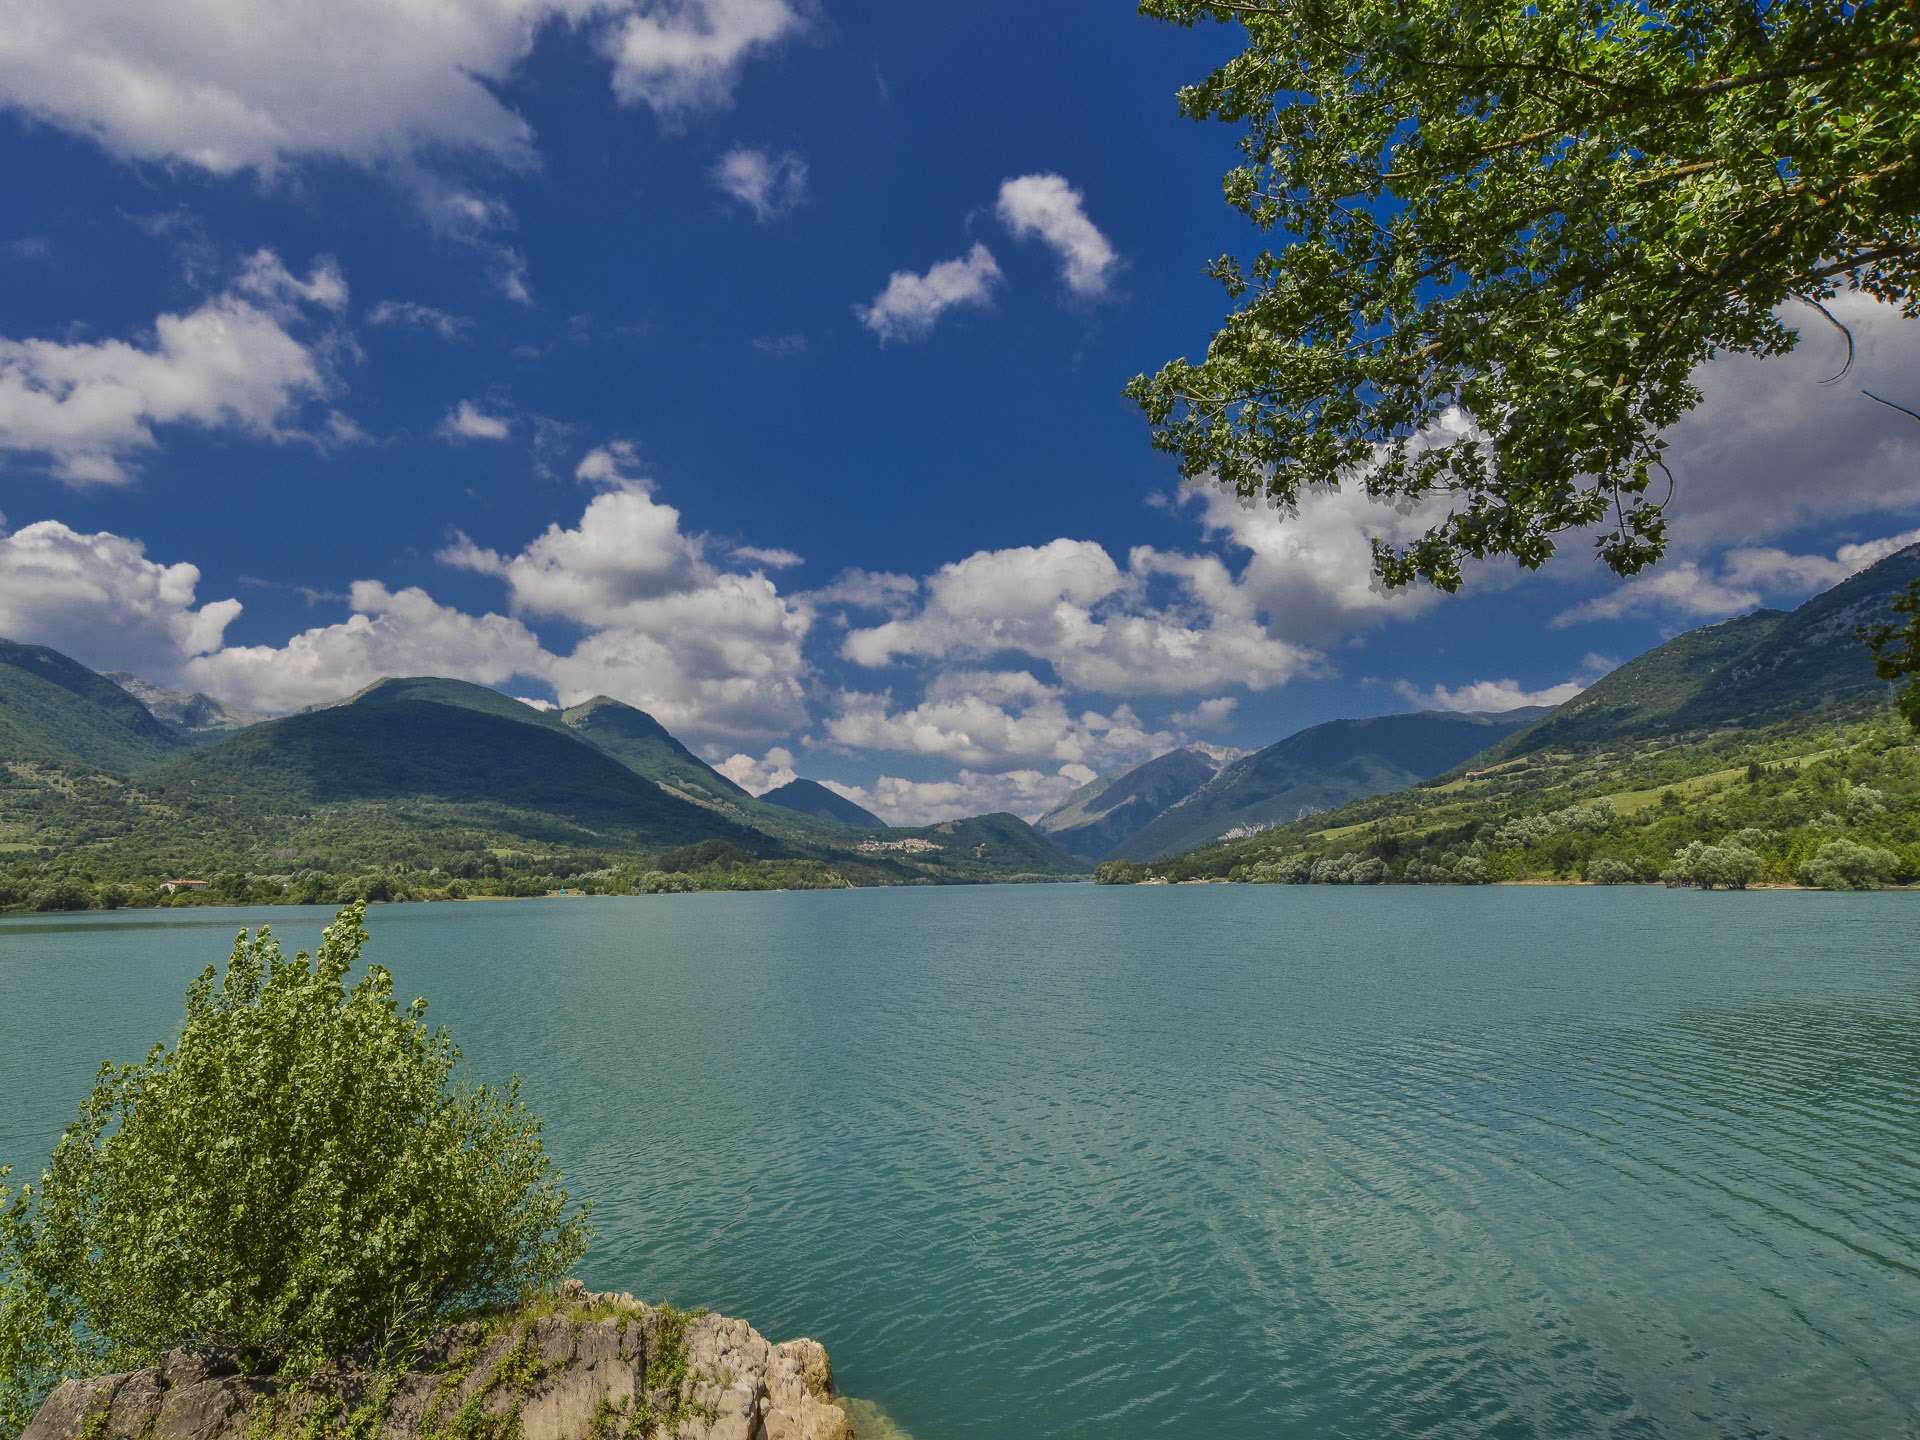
top-left (2, 0), bottom-right (1919, 822)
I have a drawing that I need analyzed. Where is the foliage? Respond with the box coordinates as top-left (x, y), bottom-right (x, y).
top-left (0, 905), bottom-right (589, 1430)
top-left (1800, 837), bottom-right (1901, 889)
top-left (1661, 840), bottom-right (1765, 889)
top-left (1859, 576), bottom-right (1920, 727)
top-left (1131, 0), bottom-right (1920, 590)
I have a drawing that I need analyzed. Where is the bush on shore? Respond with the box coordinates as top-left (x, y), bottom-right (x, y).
top-left (0, 905), bottom-right (590, 1433)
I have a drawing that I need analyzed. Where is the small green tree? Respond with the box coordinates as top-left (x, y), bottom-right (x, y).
top-left (0, 905), bottom-right (589, 1432)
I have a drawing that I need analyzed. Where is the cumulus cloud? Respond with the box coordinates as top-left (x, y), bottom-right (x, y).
top-left (995, 173), bottom-right (1119, 297)
top-left (0, 255), bottom-right (340, 484)
top-left (824, 766), bottom-right (1101, 827)
top-left (1391, 657), bottom-right (1615, 714)
top-left (713, 147), bottom-right (807, 221)
top-left (438, 401), bottom-right (512, 442)
top-left (1555, 528), bottom-right (1920, 626)
top-left (808, 569), bottom-right (920, 615)
top-left (0, 519), bottom-right (240, 676)
top-left (841, 537), bottom-right (1320, 694)
top-left (1170, 697), bottom-right (1238, 730)
top-left (714, 746), bottom-right (799, 794)
top-left (732, 544), bottom-right (803, 569)
top-left (601, 0), bottom-right (808, 121)
top-left (369, 301), bottom-right (471, 342)
top-left (1649, 295), bottom-right (1920, 551)
top-left (825, 669), bottom-right (1180, 771)
top-left (187, 582), bottom-right (551, 713)
top-left (856, 244), bottom-right (1002, 344)
top-left (0, 0), bottom-right (806, 177)
top-left (441, 477), bottom-right (813, 744)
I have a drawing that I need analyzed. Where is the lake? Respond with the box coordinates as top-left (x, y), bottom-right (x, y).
top-left (2, 886), bottom-right (1917, 1438)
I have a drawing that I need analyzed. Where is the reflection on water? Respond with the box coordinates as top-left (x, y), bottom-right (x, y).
top-left (3, 888), bottom-right (1916, 1438)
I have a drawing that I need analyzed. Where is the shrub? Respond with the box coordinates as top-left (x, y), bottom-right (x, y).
top-left (0, 905), bottom-right (589, 1432)
top-left (1587, 858), bottom-right (1638, 885)
top-left (1661, 842), bottom-right (1764, 890)
top-left (1800, 839), bottom-right (1901, 891)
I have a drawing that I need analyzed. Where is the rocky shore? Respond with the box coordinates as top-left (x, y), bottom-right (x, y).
top-left (21, 1284), bottom-right (851, 1440)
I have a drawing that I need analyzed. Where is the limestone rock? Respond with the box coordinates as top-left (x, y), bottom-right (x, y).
top-left (22, 1293), bottom-right (852, 1440)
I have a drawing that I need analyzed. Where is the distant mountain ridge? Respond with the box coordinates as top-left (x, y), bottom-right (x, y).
top-left (1108, 708), bottom-right (1551, 861)
top-left (107, 673), bottom-right (266, 736)
top-left (0, 650), bottom-right (1086, 888)
top-left (760, 778), bottom-right (883, 828)
top-left (1036, 744), bottom-right (1242, 859)
top-left (1486, 543), bottom-right (1920, 759)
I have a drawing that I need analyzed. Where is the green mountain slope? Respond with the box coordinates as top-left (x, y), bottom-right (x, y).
top-left (344, 676), bottom-right (570, 730)
top-left (152, 699), bottom-right (773, 852)
top-left (1493, 542), bottom-right (1920, 757)
top-left (1125, 554), bottom-right (1920, 888)
top-left (0, 639), bottom-right (185, 770)
top-left (760, 778), bottom-right (883, 828)
top-left (1111, 709), bottom-right (1547, 861)
top-left (1036, 744), bottom-right (1240, 859)
top-left (559, 695), bottom-right (753, 810)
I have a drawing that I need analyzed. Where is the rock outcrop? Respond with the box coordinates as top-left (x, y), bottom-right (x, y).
top-left (21, 1284), bottom-right (851, 1440)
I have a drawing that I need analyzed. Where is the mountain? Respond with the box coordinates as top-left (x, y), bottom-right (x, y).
top-left (1139, 552), bottom-right (1920, 886)
top-left (0, 639), bottom-right (185, 770)
top-left (559, 695), bottom-right (755, 812)
top-left (760, 778), bottom-right (883, 828)
top-left (1036, 744), bottom-right (1242, 859)
top-left (1491, 543), bottom-right (1920, 759)
top-left (859, 812), bottom-right (1087, 879)
top-left (108, 673), bottom-right (267, 736)
top-left (1110, 708), bottom-right (1550, 861)
top-left (153, 698), bottom-right (773, 852)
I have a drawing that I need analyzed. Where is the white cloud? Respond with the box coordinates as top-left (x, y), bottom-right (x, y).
top-left (808, 568), bottom-right (920, 614)
top-left (825, 669), bottom-right (1180, 771)
top-left (714, 746), bottom-right (798, 794)
top-left (369, 301), bottom-right (471, 342)
top-left (1554, 529), bottom-right (1920, 626)
top-left (732, 544), bottom-right (803, 569)
top-left (713, 147), bottom-right (807, 221)
top-left (0, 519), bottom-right (240, 676)
top-left (187, 581), bottom-right (551, 713)
top-left (439, 400), bottom-right (512, 442)
top-left (0, 256), bottom-right (339, 484)
top-left (1188, 484), bottom-right (1451, 644)
top-left (825, 766), bottom-right (1100, 827)
top-left (1170, 697), bottom-right (1237, 730)
top-left (1650, 295), bottom-right (1920, 550)
top-left (0, 0), bottom-right (807, 177)
top-left (1392, 672), bottom-right (1599, 714)
top-left (441, 477), bottom-right (813, 744)
top-left (751, 333), bottom-right (806, 357)
top-left (856, 243), bottom-right (1002, 344)
top-left (575, 440), bottom-right (647, 488)
top-left (995, 173), bottom-right (1119, 298)
top-left (1719, 529), bottom-right (1920, 593)
top-left (601, 0), bottom-right (809, 122)
top-left (841, 537), bottom-right (1320, 695)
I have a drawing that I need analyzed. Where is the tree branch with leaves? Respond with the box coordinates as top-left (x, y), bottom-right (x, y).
top-left (1129, 0), bottom-right (1920, 591)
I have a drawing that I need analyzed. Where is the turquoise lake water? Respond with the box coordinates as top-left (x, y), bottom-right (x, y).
top-left (2, 886), bottom-right (1917, 1438)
